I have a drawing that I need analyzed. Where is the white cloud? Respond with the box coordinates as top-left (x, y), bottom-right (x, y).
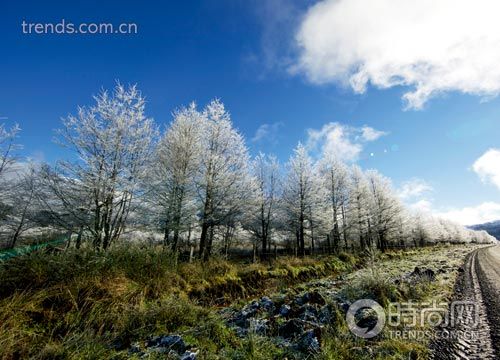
top-left (306, 122), bottom-right (386, 161)
top-left (293, 0), bottom-right (500, 109)
top-left (472, 149), bottom-right (500, 190)
top-left (406, 197), bottom-right (500, 225)
top-left (396, 159), bottom-right (500, 225)
top-left (360, 126), bottom-right (387, 141)
top-left (424, 149), bottom-right (500, 225)
top-left (252, 122), bottom-right (284, 143)
top-left (434, 202), bottom-right (500, 226)
top-left (398, 178), bottom-right (433, 200)
top-left (398, 178), bottom-right (434, 214)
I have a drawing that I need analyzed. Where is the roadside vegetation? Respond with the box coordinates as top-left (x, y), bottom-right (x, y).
top-left (0, 244), bottom-right (360, 359)
top-left (330, 244), bottom-right (482, 359)
top-left (0, 243), bottom-right (482, 359)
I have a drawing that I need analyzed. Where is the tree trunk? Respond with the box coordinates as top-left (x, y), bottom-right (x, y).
top-left (299, 213), bottom-right (305, 257)
top-left (10, 229), bottom-right (21, 249)
top-left (199, 222), bottom-right (208, 259)
top-left (295, 228), bottom-right (300, 255)
top-left (172, 228), bottom-right (179, 253)
top-left (76, 226), bottom-right (83, 249)
top-left (310, 219), bottom-right (315, 255)
top-left (341, 204), bottom-right (348, 251)
top-left (171, 189), bottom-right (184, 252)
top-left (65, 231), bottom-right (72, 249)
top-left (261, 232), bottom-right (268, 260)
top-left (10, 201), bottom-right (30, 249)
top-left (189, 246), bottom-right (194, 263)
top-left (332, 222), bottom-right (340, 253)
top-left (203, 225), bottom-right (214, 261)
top-left (379, 230), bottom-right (387, 252)
top-left (199, 186), bottom-right (212, 260)
top-left (163, 220), bottom-right (170, 246)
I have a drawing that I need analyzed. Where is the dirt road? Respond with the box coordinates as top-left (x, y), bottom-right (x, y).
top-left (433, 245), bottom-right (500, 359)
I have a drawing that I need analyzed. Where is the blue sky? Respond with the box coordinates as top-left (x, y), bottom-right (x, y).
top-left (2, 0), bottom-right (500, 225)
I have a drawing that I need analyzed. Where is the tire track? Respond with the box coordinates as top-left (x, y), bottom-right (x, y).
top-left (431, 247), bottom-right (496, 360)
top-left (475, 245), bottom-right (500, 357)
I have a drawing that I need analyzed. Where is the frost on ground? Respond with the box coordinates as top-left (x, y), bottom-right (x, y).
top-left (128, 244), bottom-right (483, 359)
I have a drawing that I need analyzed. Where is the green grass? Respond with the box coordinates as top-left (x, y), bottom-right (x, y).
top-left (319, 244), bottom-right (487, 360)
top-left (0, 245), bottom-right (360, 359)
top-left (0, 243), bottom-right (481, 359)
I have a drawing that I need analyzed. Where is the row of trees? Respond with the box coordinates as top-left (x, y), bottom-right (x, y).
top-left (0, 84), bottom-right (495, 258)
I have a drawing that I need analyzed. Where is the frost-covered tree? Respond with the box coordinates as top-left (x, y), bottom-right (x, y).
top-left (37, 164), bottom-right (92, 248)
top-left (392, 209), bottom-right (414, 248)
top-left (0, 122), bottom-right (20, 180)
top-left (306, 166), bottom-right (331, 254)
top-left (365, 170), bottom-right (403, 252)
top-left (0, 122), bottom-right (21, 224)
top-left (52, 84), bottom-right (157, 250)
top-left (245, 153), bottom-right (281, 258)
top-left (3, 89), bottom-right (493, 255)
top-left (1, 164), bottom-right (39, 248)
top-left (318, 154), bottom-right (349, 253)
top-left (346, 165), bottom-right (372, 250)
top-left (152, 103), bottom-right (203, 251)
top-left (196, 100), bottom-right (252, 260)
top-left (282, 143), bottom-right (319, 256)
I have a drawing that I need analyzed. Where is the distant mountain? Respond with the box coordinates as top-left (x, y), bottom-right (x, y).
top-left (469, 220), bottom-right (500, 240)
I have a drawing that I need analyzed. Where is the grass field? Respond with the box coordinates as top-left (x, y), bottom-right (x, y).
top-left (0, 243), bottom-right (481, 359)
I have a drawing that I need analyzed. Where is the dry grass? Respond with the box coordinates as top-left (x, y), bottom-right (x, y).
top-left (0, 243), bottom-right (478, 359)
top-left (0, 245), bottom-right (358, 359)
top-left (323, 244), bottom-right (486, 360)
